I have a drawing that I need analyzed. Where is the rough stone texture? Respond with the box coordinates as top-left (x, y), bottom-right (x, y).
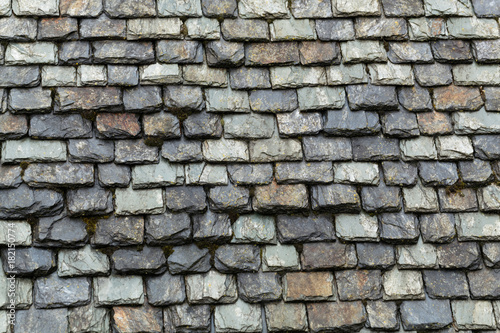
top-left (400, 298), bottom-right (453, 330)
top-left (115, 187), bottom-right (164, 215)
top-left (301, 242), bottom-right (356, 270)
top-left (423, 270), bottom-right (469, 299)
top-left (437, 241), bottom-right (481, 269)
top-left (284, 271), bottom-right (336, 301)
top-left (111, 246), bottom-right (166, 274)
top-left (380, 212), bottom-right (419, 243)
top-left (92, 215), bottom-right (144, 247)
top-left (34, 273), bottom-right (90, 308)
top-left (58, 245), bottom-right (110, 277)
top-left (238, 271), bottom-right (282, 302)
top-left (336, 270), bottom-right (382, 300)
top-left (336, 213), bottom-right (379, 241)
top-left (307, 302), bottom-right (367, 332)
top-left (94, 275), bottom-right (144, 306)
top-left (311, 184), bottom-right (360, 212)
top-left (232, 214), bottom-right (276, 244)
top-left (265, 302), bottom-right (308, 332)
top-left (0, 184), bottom-right (64, 219)
top-left (192, 211), bottom-right (232, 242)
top-left (164, 304), bottom-right (211, 332)
top-left (185, 270), bottom-right (237, 304)
top-left (214, 299), bottom-right (262, 332)
top-left (146, 271), bottom-right (186, 305)
top-left (277, 214), bottom-right (335, 243)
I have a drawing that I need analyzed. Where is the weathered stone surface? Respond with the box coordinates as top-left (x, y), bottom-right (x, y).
top-left (303, 136), bottom-right (352, 162)
top-left (77, 65), bottom-right (107, 86)
top-left (14, 308), bottom-right (68, 333)
top-left (380, 212), bottom-right (419, 243)
top-left (324, 106), bottom-right (381, 136)
top-left (165, 187), bottom-right (206, 213)
top-left (208, 183), bottom-right (251, 211)
top-left (186, 163), bottom-right (227, 185)
top-left (417, 111), bottom-right (453, 136)
top-left (299, 41), bottom-right (340, 65)
top-left (333, 162), bottom-right (380, 185)
top-left (142, 112), bottom-right (180, 139)
top-left (397, 237), bottom-right (438, 268)
top-left (67, 185), bottom-right (113, 216)
top-left (192, 211), bottom-right (232, 242)
top-left (203, 138), bottom-right (249, 162)
top-left (301, 242), bottom-right (357, 270)
top-left (341, 40), bottom-right (387, 63)
top-left (436, 135), bottom-right (474, 159)
top-left (316, 19), bottom-right (355, 40)
top-left (123, 86), bottom-right (162, 112)
top-left (297, 86), bottom-right (344, 111)
top-left (232, 214), bottom-right (276, 244)
top-left (140, 63), bottom-right (181, 85)
top-left (311, 184), bottom-right (360, 212)
top-left (277, 110), bottom-right (323, 136)
top-left (185, 270), bottom-right (237, 304)
top-left (277, 214), bottom-right (335, 243)
top-left (381, 109), bottom-right (420, 137)
top-left (401, 136), bottom-right (437, 161)
top-left (366, 301), bottom-right (399, 330)
top-left (400, 298), bottom-right (453, 330)
top-left (214, 244), bottom-right (260, 273)
top-left (382, 268), bottom-right (424, 300)
top-left (262, 243), bottom-right (299, 271)
top-left (265, 302), bottom-right (308, 332)
top-left (35, 212), bottom-right (88, 247)
top-left (254, 182), bottom-right (308, 212)
top-left (0, 66), bottom-right (39, 87)
top-left (93, 40), bottom-right (155, 64)
top-left (164, 85), bottom-right (205, 110)
top-left (414, 63), bottom-right (453, 87)
top-left (164, 304), bottom-right (211, 332)
top-left (0, 16), bottom-right (37, 41)
top-left (439, 188), bottom-right (478, 213)
top-left (111, 246), bottom-right (167, 274)
top-left (115, 187), bottom-right (164, 215)
top-left (468, 269), bottom-right (500, 299)
top-left (357, 242), bottom-right (395, 269)
top-left (214, 299), bottom-right (262, 332)
top-left (162, 138), bottom-right (203, 162)
top-left (115, 139), bottom-right (158, 164)
top-left (112, 303), bottom-right (163, 333)
top-left (423, 270), bottom-right (469, 299)
top-left (207, 39), bottom-right (244, 67)
top-left (336, 213), bottom-right (379, 241)
top-left (183, 63), bottom-right (228, 86)
top-left (225, 114), bottom-right (273, 140)
top-left (456, 212), bottom-right (500, 241)
top-left (473, 135), bottom-right (500, 159)
top-left (347, 84), bottom-right (398, 111)
top-left (284, 271), bottom-right (336, 301)
top-left (1, 247), bottom-right (54, 276)
top-left (270, 66), bottom-right (327, 88)
top-left (0, 184), bottom-right (64, 219)
top-left (307, 302), bottom-right (367, 333)
top-left (368, 63), bottom-right (413, 85)
top-left (453, 108), bottom-right (500, 135)
top-left (356, 17), bottom-right (407, 40)
top-left (104, 0), bottom-right (155, 17)
top-left (452, 300), bottom-right (496, 330)
top-left (34, 273), bottom-right (90, 308)
top-left (382, 0), bottom-right (424, 16)
top-left (95, 275), bottom-right (144, 306)
top-left (0, 165), bottom-right (22, 189)
top-left (418, 161), bottom-right (459, 187)
top-left (23, 162), bottom-right (93, 187)
top-left (5, 42), bottom-right (57, 65)
top-left (276, 161), bottom-right (332, 184)
top-left (168, 244), bottom-right (210, 275)
top-left (291, 0), bottom-right (332, 18)
top-left (271, 18), bottom-right (316, 41)
top-left (460, 159), bottom-right (494, 185)
top-left (437, 241), bottom-right (481, 269)
top-left (96, 113), bottom-right (141, 139)
top-left (185, 17), bottom-right (220, 39)
top-left (361, 181), bottom-right (401, 213)
top-left (58, 245), bottom-right (110, 277)
top-left (201, 0), bottom-right (237, 17)
top-left (92, 215), bottom-right (144, 247)
top-left (382, 161), bottom-right (418, 186)
top-left (145, 212), bottom-right (190, 245)
top-left (9, 87), bottom-right (52, 113)
top-left (68, 304), bottom-right (110, 333)
top-left (352, 135), bottom-right (399, 161)
top-left (249, 135), bottom-right (303, 162)
top-left (327, 63), bottom-right (368, 84)
top-left (60, 0), bottom-right (102, 16)
top-left (0, 113), bottom-right (27, 139)
top-left (132, 159), bottom-right (183, 189)
top-left (146, 272), bottom-right (185, 306)
top-left (245, 42), bottom-right (299, 66)
top-left (221, 18), bottom-right (270, 41)
top-left (0, 220), bottom-right (31, 246)
top-left (423, 0), bottom-right (473, 15)
top-left (432, 40), bottom-right (473, 63)
top-left (483, 243), bottom-right (500, 268)
top-left (228, 164), bottom-right (273, 185)
top-left (157, 40), bottom-right (203, 64)
top-left (478, 184), bottom-right (500, 212)
top-left (98, 163), bottom-right (131, 187)
top-left (448, 17), bottom-right (500, 39)
top-left (473, 39), bottom-right (500, 63)
top-left (59, 41), bottom-right (91, 64)
top-left (68, 138), bottom-right (114, 163)
top-left (454, 62), bottom-right (500, 86)
top-left (229, 67), bottom-right (271, 90)
top-left (30, 114), bottom-right (92, 139)
top-left (336, 270), bottom-right (382, 300)
top-left (56, 87), bottom-right (122, 112)
top-left (472, 0), bottom-right (500, 16)
top-left (128, 18), bottom-right (181, 39)
top-left (420, 214), bottom-right (455, 243)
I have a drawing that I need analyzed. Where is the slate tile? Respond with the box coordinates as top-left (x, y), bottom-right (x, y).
top-left (423, 270), bottom-right (469, 299)
top-left (301, 242), bottom-right (357, 270)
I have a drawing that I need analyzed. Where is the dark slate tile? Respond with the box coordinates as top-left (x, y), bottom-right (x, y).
top-left (352, 135), bottom-right (400, 161)
top-left (382, 161), bottom-right (418, 186)
top-left (473, 135), bottom-right (500, 159)
top-left (299, 41), bottom-right (340, 65)
top-left (165, 186), bottom-right (206, 213)
top-left (420, 214), bottom-right (456, 243)
top-left (472, 0), bottom-right (500, 17)
top-left (431, 40), bottom-right (473, 63)
top-left (423, 270), bottom-right (469, 299)
top-left (91, 215), bottom-right (144, 247)
top-left (315, 19), bottom-right (355, 41)
top-left (381, 108), bottom-right (420, 137)
top-left (357, 242), bottom-right (395, 269)
top-left (483, 243), bottom-right (500, 268)
top-left (35, 212), bottom-right (88, 247)
top-left (414, 63), bottom-right (453, 87)
top-left (400, 298), bottom-right (453, 330)
top-left (398, 84), bottom-right (433, 112)
top-left (111, 247), bottom-right (167, 274)
top-left (335, 270), bottom-right (382, 301)
top-left (238, 272), bottom-right (282, 303)
top-left (1, 247), bottom-right (55, 276)
top-left (323, 105), bottom-right (381, 136)
top-left (59, 41), bottom-right (91, 64)
top-left (145, 212), bottom-right (191, 245)
top-left (468, 269), bottom-right (500, 299)
top-left (146, 272), bottom-right (186, 306)
top-left (311, 184), bottom-right (360, 212)
top-left (168, 244), bottom-right (211, 274)
top-left (380, 212), bottom-right (419, 244)
top-left (157, 40), bottom-right (203, 64)
top-left (347, 84), bottom-right (398, 111)
top-left (277, 214), bottom-right (335, 243)
top-left (361, 182), bottom-right (401, 213)
top-left (418, 162), bottom-right (459, 187)
top-left (192, 210), bottom-right (232, 243)
top-left (98, 163), bottom-right (131, 187)
top-left (34, 273), bottom-right (90, 308)
top-left (249, 89), bottom-right (298, 113)
top-left (206, 39), bottom-right (244, 67)
top-left (30, 114), bottom-right (92, 139)
top-left (183, 112), bottom-right (222, 139)
top-left (214, 244), bottom-right (260, 273)
top-left (437, 241), bottom-right (481, 270)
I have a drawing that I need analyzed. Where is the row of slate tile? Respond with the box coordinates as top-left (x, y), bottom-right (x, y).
top-left (0, 0), bottom-right (499, 18)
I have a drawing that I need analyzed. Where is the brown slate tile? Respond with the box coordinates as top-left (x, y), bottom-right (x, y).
top-left (307, 302), bottom-right (367, 332)
top-left (245, 42), bottom-right (300, 66)
top-left (433, 85), bottom-right (483, 111)
top-left (417, 111), bottom-right (453, 135)
top-left (299, 41), bottom-right (340, 65)
top-left (284, 271), bottom-right (336, 301)
top-left (96, 113), bottom-right (141, 139)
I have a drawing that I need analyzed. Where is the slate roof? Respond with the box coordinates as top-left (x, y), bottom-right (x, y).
top-left (0, 0), bottom-right (500, 331)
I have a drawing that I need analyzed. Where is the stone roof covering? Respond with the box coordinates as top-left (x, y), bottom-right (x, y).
top-left (0, 0), bottom-right (500, 331)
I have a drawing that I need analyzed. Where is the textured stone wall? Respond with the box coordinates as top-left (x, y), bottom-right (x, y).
top-left (0, 0), bottom-right (500, 331)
